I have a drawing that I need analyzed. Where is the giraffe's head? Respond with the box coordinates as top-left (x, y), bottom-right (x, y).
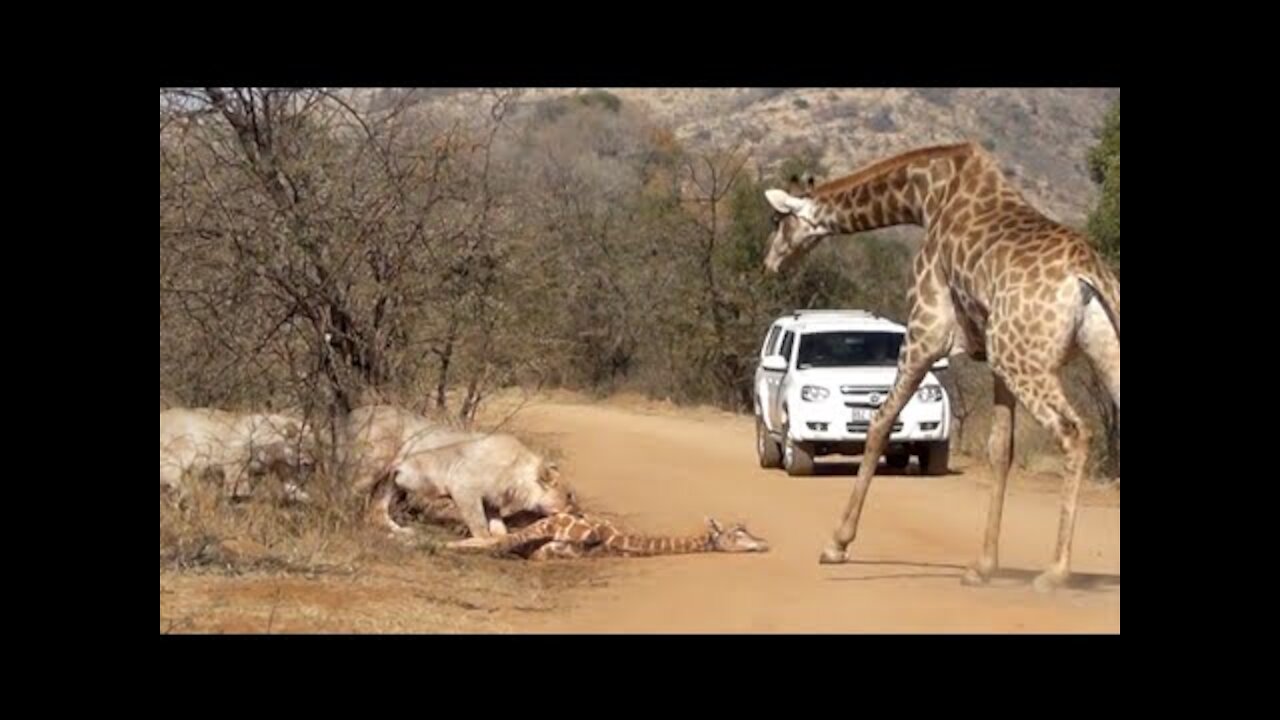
top-left (705, 517), bottom-right (770, 553)
top-left (763, 177), bottom-right (835, 273)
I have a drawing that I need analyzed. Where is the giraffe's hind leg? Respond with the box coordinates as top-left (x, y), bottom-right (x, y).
top-left (999, 368), bottom-right (1091, 593)
top-left (962, 374), bottom-right (1016, 586)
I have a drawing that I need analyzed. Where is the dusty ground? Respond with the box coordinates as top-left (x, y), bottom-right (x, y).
top-left (160, 392), bottom-right (1119, 634)
top-left (159, 550), bottom-right (599, 634)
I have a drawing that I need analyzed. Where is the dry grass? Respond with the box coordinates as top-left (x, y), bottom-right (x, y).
top-left (159, 458), bottom-right (602, 634)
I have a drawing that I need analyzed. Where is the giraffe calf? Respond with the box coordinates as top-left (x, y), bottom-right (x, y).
top-left (448, 512), bottom-right (770, 560)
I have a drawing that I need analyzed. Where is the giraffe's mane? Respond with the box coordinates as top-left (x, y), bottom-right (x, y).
top-left (811, 142), bottom-right (978, 197)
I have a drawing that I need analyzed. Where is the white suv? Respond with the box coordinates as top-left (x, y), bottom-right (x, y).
top-left (753, 309), bottom-right (952, 476)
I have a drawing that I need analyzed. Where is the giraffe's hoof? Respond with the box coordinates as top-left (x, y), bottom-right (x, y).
top-left (819, 546), bottom-right (849, 564)
top-left (1032, 570), bottom-right (1067, 594)
top-left (961, 566), bottom-right (993, 586)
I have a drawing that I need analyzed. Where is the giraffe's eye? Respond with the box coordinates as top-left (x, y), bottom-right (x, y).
top-left (771, 213), bottom-right (784, 227)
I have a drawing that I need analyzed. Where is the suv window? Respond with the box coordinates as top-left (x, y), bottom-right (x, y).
top-left (796, 331), bottom-right (903, 369)
top-left (779, 331), bottom-right (795, 362)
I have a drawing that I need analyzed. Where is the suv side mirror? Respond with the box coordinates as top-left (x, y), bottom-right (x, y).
top-left (931, 358), bottom-right (950, 371)
top-left (761, 355), bottom-right (789, 373)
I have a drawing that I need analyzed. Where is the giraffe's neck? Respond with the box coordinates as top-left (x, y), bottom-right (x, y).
top-left (490, 514), bottom-right (716, 557)
top-left (602, 532), bottom-right (714, 556)
top-left (808, 142), bottom-right (1012, 236)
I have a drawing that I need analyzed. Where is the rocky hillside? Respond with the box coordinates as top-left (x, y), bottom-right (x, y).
top-left (567, 88), bottom-right (1117, 226)
top-left (354, 87), bottom-right (1119, 227)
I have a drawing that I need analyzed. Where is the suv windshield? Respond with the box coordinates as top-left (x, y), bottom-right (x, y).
top-left (796, 331), bottom-right (903, 369)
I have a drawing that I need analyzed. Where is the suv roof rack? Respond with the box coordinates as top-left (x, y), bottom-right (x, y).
top-left (790, 309), bottom-right (875, 319)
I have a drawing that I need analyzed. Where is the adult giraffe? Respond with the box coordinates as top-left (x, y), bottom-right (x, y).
top-left (762, 142), bottom-right (1119, 592)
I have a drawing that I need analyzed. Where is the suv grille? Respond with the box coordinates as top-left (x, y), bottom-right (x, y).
top-left (841, 385), bottom-right (891, 395)
top-left (847, 422), bottom-right (904, 433)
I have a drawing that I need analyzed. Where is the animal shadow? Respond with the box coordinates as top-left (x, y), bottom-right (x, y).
top-left (828, 559), bottom-right (1120, 592)
top-left (811, 460), bottom-right (962, 478)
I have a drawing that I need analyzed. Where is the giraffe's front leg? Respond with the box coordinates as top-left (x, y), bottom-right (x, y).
top-left (822, 360), bottom-right (930, 563)
top-left (822, 340), bottom-right (949, 564)
top-left (823, 286), bottom-right (956, 564)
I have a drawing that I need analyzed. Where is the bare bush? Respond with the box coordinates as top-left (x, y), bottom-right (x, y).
top-left (161, 88), bottom-right (535, 436)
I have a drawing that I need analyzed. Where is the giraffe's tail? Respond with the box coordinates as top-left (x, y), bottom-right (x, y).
top-left (1077, 269), bottom-right (1120, 342)
top-left (1076, 266), bottom-right (1121, 411)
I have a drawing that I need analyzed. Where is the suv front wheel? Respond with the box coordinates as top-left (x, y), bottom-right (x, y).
top-left (782, 416), bottom-right (815, 476)
top-left (756, 416), bottom-right (782, 468)
top-left (886, 453), bottom-right (911, 472)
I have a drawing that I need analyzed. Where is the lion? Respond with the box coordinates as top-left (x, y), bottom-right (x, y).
top-left (341, 405), bottom-right (470, 493)
top-left (341, 405), bottom-right (576, 538)
top-left (160, 408), bottom-right (316, 503)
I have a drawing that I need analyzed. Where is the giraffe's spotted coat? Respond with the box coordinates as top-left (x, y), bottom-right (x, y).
top-left (763, 141), bottom-right (1120, 591)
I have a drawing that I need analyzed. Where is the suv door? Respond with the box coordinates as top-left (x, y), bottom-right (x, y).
top-left (755, 323), bottom-right (783, 425)
top-left (767, 329), bottom-right (796, 431)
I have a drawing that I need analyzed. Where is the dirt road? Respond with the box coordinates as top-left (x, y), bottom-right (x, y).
top-left (496, 396), bottom-right (1120, 633)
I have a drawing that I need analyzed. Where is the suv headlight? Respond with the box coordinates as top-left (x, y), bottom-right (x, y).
top-left (916, 385), bottom-right (944, 403)
top-left (801, 386), bottom-right (830, 402)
